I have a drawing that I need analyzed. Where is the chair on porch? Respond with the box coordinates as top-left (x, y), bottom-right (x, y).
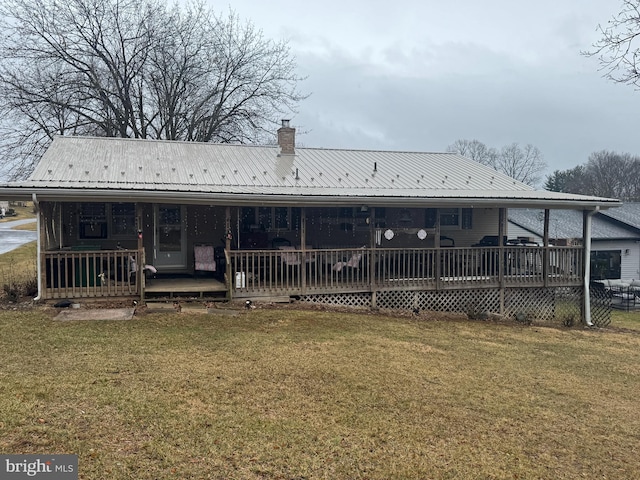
top-left (332, 249), bottom-right (364, 273)
top-left (272, 237), bottom-right (292, 249)
top-left (194, 244), bottom-right (216, 275)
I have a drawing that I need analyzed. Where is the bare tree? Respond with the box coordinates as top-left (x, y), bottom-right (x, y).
top-left (582, 151), bottom-right (640, 199)
top-left (496, 143), bottom-right (546, 187)
top-left (544, 151), bottom-right (640, 200)
top-left (447, 139), bottom-right (546, 187)
top-left (0, 0), bottom-right (306, 179)
top-left (446, 139), bottom-right (498, 167)
top-left (584, 0), bottom-right (640, 88)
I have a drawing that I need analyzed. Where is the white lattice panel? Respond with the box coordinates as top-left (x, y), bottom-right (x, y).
top-left (297, 286), bottom-right (604, 326)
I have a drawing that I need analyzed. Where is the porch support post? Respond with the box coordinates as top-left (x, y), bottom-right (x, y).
top-left (435, 209), bottom-right (442, 290)
top-left (301, 208), bottom-right (307, 294)
top-left (136, 203), bottom-right (145, 303)
top-left (498, 208), bottom-right (506, 315)
top-left (225, 206), bottom-right (232, 300)
top-left (583, 209), bottom-right (597, 326)
top-left (35, 196), bottom-right (45, 300)
top-left (369, 207), bottom-right (376, 308)
top-left (543, 209), bottom-right (550, 288)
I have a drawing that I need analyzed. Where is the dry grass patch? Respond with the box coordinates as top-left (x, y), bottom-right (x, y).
top-left (0, 241), bottom-right (37, 300)
top-left (11, 222), bottom-right (37, 231)
top-left (0, 308), bottom-right (639, 479)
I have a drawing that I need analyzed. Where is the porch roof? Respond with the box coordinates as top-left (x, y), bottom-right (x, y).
top-left (0, 136), bottom-right (620, 209)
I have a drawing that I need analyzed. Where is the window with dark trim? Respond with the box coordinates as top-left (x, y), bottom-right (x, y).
top-left (79, 203), bottom-right (107, 239)
top-left (78, 202), bottom-right (135, 239)
top-left (425, 208), bottom-right (472, 230)
top-left (590, 250), bottom-right (621, 280)
top-left (240, 206), bottom-right (299, 232)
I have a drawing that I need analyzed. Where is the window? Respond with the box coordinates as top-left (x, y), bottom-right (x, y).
top-left (111, 203), bottom-right (136, 237)
top-left (241, 207), bottom-right (300, 232)
top-left (425, 208), bottom-right (472, 230)
top-left (590, 250), bottom-right (621, 280)
top-left (78, 202), bottom-right (135, 239)
top-left (79, 203), bottom-right (107, 239)
top-left (440, 208), bottom-right (460, 227)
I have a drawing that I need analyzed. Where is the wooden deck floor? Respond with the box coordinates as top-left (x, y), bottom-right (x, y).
top-left (145, 276), bottom-right (227, 297)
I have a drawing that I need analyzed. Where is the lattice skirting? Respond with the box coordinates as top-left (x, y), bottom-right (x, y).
top-left (298, 286), bottom-right (610, 325)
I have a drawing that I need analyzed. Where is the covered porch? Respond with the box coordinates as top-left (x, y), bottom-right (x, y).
top-left (32, 197), bottom-right (595, 321)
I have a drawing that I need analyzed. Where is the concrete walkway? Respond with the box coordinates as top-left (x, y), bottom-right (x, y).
top-left (0, 218), bottom-right (36, 255)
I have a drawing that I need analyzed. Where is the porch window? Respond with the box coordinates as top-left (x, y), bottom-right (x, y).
top-left (440, 208), bottom-right (460, 227)
top-left (79, 203), bottom-right (107, 239)
top-left (78, 202), bottom-right (136, 239)
top-left (241, 207), bottom-right (300, 232)
top-left (111, 203), bottom-right (136, 237)
top-left (425, 208), bottom-right (472, 230)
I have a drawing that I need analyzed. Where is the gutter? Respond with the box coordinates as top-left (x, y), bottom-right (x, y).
top-left (0, 187), bottom-right (621, 210)
top-left (583, 207), bottom-right (599, 327)
top-left (32, 193), bottom-right (42, 302)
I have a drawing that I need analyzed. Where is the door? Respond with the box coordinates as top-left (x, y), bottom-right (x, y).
top-left (154, 204), bottom-right (187, 270)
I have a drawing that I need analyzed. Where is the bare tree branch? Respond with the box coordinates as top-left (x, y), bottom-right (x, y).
top-left (584, 0), bottom-right (640, 88)
top-left (0, 0), bottom-right (307, 178)
top-left (447, 139), bottom-right (546, 187)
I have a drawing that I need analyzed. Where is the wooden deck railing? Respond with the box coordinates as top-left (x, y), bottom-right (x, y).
top-left (42, 249), bottom-right (141, 299)
top-left (40, 246), bottom-right (583, 299)
top-left (228, 246), bottom-right (584, 296)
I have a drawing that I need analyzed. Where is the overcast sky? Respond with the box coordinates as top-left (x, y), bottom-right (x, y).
top-left (228, 0), bottom-right (640, 179)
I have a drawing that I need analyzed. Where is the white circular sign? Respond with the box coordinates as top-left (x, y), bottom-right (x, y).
top-left (417, 229), bottom-right (427, 240)
top-left (384, 229), bottom-right (394, 240)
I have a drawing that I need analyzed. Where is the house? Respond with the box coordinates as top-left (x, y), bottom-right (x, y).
top-left (509, 205), bottom-right (640, 280)
top-left (0, 121), bottom-right (621, 324)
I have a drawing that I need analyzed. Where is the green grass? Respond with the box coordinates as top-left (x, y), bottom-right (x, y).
top-left (611, 310), bottom-right (640, 331)
top-left (0, 307), bottom-right (639, 479)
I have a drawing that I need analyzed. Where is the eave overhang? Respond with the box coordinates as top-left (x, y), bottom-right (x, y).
top-left (0, 185), bottom-right (621, 211)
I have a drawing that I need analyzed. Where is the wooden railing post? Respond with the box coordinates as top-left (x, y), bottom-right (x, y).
top-left (498, 208), bottom-right (506, 314)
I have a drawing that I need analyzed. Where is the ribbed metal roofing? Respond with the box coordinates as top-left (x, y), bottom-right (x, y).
top-left (0, 136), bottom-right (621, 208)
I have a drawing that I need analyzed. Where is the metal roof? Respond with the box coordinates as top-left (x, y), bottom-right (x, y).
top-left (509, 208), bottom-right (639, 240)
top-left (0, 136), bottom-right (621, 208)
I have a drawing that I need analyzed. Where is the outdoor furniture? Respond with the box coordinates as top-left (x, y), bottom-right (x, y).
top-left (279, 246), bottom-right (301, 266)
top-left (194, 244), bottom-right (216, 273)
top-left (272, 237), bottom-right (292, 249)
top-left (595, 278), bottom-right (640, 310)
top-left (332, 251), bottom-right (363, 272)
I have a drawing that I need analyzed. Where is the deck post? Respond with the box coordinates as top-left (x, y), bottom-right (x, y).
top-left (369, 207), bottom-right (376, 308)
top-left (498, 208), bottom-right (506, 314)
top-left (37, 200), bottom-right (47, 299)
top-left (137, 203), bottom-right (144, 302)
top-left (543, 209), bottom-right (550, 288)
top-left (301, 208), bottom-right (307, 295)
top-left (225, 206), bottom-right (232, 300)
top-left (435, 209), bottom-right (442, 290)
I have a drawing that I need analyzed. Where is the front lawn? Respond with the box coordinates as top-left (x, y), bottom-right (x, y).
top-left (0, 307), bottom-right (638, 479)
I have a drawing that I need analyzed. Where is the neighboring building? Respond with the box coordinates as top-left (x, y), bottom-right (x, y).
top-left (0, 122), bottom-right (621, 323)
top-left (509, 206), bottom-right (640, 280)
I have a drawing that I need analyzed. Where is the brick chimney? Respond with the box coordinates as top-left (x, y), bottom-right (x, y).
top-left (277, 119), bottom-right (295, 155)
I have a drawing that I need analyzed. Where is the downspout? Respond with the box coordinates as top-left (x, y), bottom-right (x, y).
top-left (32, 193), bottom-right (42, 301)
top-left (583, 207), bottom-right (599, 327)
